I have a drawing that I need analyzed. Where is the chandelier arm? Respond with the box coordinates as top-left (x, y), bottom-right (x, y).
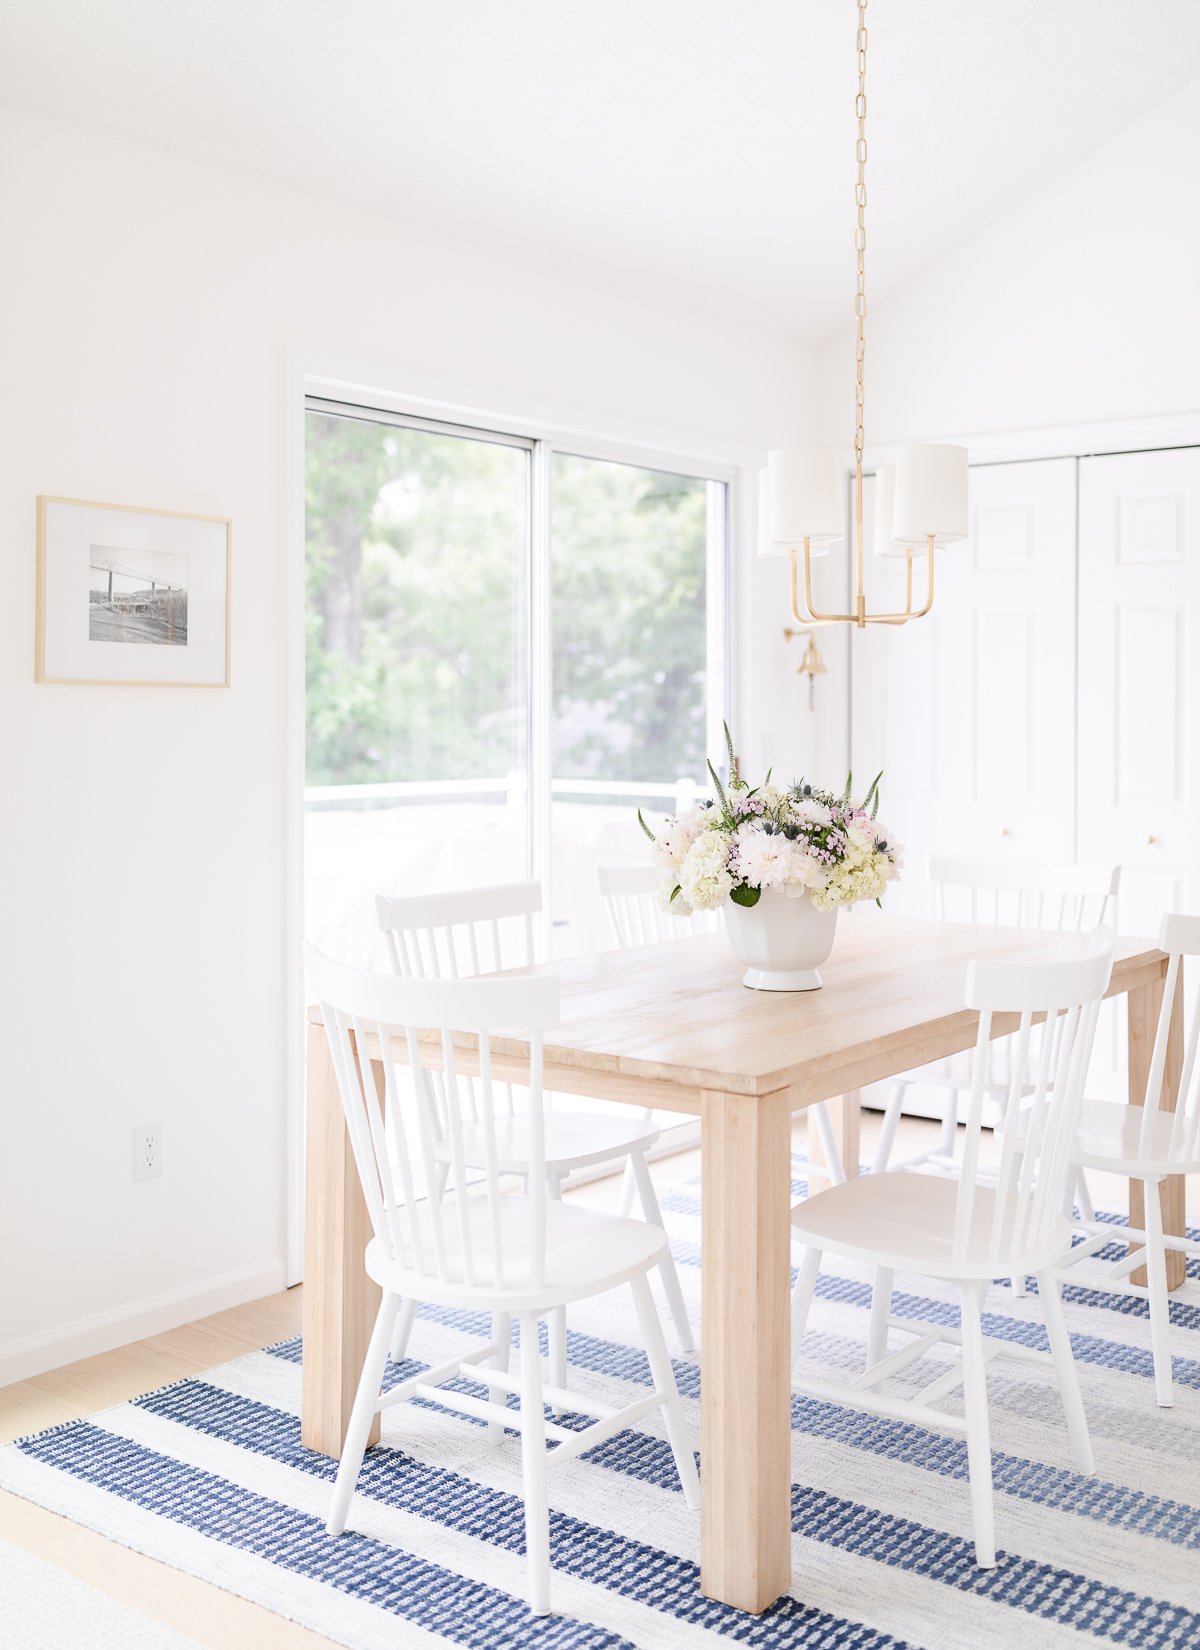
top-left (857, 539), bottom-right (936, 623)
top-left (790, 544), bottom-right (855, 626)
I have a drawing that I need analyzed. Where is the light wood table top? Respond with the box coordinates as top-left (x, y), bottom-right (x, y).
top-left (423, 913), bottom-right (1163, 1102)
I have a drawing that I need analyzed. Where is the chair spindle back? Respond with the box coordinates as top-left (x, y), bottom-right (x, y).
top-left (306, 945), bottom-right (559, 1295)
top-left (597, 864), bottom-right (721, 949)
top-left (1139, 913), bottom-right (1200, 1161)
top-left (932, 859), bottom-right (1121, 934)
top-left (376, 882), bottom-right (539, 981)
top-left (954, 934), bottom-right (1114, 1264)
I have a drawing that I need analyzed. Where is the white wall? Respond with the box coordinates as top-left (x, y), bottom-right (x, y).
top-left (815, 76), bottom-right (1200, 447)
top-left (0, 106), bottom-right (817, 1380)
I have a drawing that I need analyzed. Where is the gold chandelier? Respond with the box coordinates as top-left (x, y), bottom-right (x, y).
top-left (762, 0), bottom-right (968, 628)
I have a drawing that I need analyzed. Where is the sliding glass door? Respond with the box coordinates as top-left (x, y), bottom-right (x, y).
top-left (304, 400), bottom-right (728, 966)
top-left (550, 452), bottom-right (726, 956)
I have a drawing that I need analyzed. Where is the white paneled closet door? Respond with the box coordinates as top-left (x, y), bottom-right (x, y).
top-left (1078, 447), bottom-right (1200, 938)
top-left (850, 458), bottom-right (1077, 908)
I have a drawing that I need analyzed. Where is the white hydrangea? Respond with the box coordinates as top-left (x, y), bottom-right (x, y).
top-left (650, 802), bottom-right (712, 877)
top-left (657, 872), bottom-right (693, 915)
top-left (809, 849), bottom-right (892, 910)
top-left (678, 829), bottom-right (734, 911)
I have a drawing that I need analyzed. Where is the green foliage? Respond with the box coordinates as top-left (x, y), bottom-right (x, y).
top-left (730, 884), bottom-right (761, 907)
top-left (550, 454), bottom-right (708, 783)
top-left (304, 413), bottom-right (710, 788)
top-left (304, 412), bottom-right (528, 786)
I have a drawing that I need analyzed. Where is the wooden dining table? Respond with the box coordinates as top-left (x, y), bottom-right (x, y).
top-left (301, 913), bottom-right (1182, 1616)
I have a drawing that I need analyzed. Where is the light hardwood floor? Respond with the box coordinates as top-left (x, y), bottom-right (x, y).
top-left (0, 1113), bottom-right (1192, 1650)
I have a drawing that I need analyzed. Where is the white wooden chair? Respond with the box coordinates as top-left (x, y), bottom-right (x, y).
top-left (871, 858), bottom-right (1121, 1196)
top-left (306, 947), bottom-right (699, 1617)
top-left (598, 864), bottom-right (850, 1185)
top-left (791, 932), bottom-right (1114, 1567)
top-left (1056, 912), bottom-right (1200, 1407)
top-left (597, 863), bottom-right (722, 947)
top-left (376, 882), bottom-right (695, 1375)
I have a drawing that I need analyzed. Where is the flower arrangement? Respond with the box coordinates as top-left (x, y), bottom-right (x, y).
top-left (639, 726), bottom-right (903, 916)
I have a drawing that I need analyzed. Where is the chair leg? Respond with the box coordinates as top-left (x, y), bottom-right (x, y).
top-left (871, 1082), bottom-right (907, 1174)
top-left (1143, 1179), bottom-right (1174, 1408)
top-left (938, 1090), bottom-right (960, 1160)
top-left (790, 1245), bottom-right (823, 1372)
top-left (959, 1284), bottom-right (996, 1568)
top-left (1074, 1166), bottom-right (1095, 1224)
top-left (811, 1101), bottom-right (846, 1186)
top-left (867, 1267), bottom-right (894, 1370)
top-left (327, 1291), bottom-right (398, 1536)
top-left (629, 1150), bottom-right (696, 1354)
top-left (518, 1314), bottom-right (551, 1616)
top-left (387, 1296), bottom-right (417, 1367)
top-left (545, 1175), bottom-right (568, 1416)
top-left (629, 1271), bottom-right (700, 1510)
top-left (489, 1311), bottom-right (512, 1444)
top-left (1036, 1269), bottom-right (1094, 1473)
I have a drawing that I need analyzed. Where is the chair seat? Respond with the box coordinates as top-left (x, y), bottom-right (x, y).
top-left (435, 1110), bottom-right (660, 1175)
top-left (1067, 1097), bottom-right (1200, 1176)
top-left (366, 1195), bottom-right (667, 1312)
top-left (791, 1171), bottom-right (1072, 1280)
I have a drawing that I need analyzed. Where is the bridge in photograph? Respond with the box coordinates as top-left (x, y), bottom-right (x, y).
top-left (89, 553), bottom-right (188, 646)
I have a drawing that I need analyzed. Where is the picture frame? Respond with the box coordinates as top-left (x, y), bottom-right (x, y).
top-left (35, 495), bottom-right (232, 687)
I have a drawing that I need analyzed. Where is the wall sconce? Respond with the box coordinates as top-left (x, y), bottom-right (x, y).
top-left (783, 626), bottom-right (828, 711)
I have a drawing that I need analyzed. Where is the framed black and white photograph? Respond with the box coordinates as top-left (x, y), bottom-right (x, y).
top-left (35, 495), bottom-right (231, 686)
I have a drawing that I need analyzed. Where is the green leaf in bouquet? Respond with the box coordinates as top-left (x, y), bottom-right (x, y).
top-left (730, 884), bottom-right (761, 908)
top-left (723, 720), bottom-right (741, 786)
top-left (707, 758), bottom-right (732, 821)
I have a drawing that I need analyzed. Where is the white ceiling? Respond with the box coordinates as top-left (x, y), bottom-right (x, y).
top-left (2, 0), bottom-right (1199, 343)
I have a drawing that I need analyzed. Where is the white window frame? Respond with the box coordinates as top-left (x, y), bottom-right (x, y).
top-left (286, 356), bottom-right (747, 1282)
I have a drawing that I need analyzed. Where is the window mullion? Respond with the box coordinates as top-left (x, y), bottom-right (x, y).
top-left (528, 440), bottom-right (553, 960)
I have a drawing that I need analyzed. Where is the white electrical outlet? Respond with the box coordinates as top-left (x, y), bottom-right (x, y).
top-left (133, 1122), bottom-right (163, 1181)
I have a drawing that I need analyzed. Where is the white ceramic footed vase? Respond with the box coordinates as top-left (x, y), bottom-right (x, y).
top-left (724, 887), bottom-right (838, 991)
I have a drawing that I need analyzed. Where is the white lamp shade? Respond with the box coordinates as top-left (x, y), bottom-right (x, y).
top-left (756, 468), bottom-right (775, 555)
top-left (872, 464), bottom-right (909, 558)
top-left (892, 443), bottom-right (968, 545)
top-left (763, 447), bottom-right (841, 553)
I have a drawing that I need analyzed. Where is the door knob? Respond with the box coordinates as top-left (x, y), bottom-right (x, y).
top-left (1146, 834), bottom-right (1157, 846)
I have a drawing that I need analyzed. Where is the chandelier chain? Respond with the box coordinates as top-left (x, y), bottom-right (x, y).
top-left (786, 0), bottom-right (948, 632)
top-left (854, 0), bottom-right (868, 469)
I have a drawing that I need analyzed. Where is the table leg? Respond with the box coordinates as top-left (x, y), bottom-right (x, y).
top-left (700, 1086), bottom-right (793, 1613)
top-left (807, 1091), bottom-right (862, 1185)
top-left (301, 1021), bottom-right (381, 1455)
top-left (1127, 967), bottom-right (1186, 1290)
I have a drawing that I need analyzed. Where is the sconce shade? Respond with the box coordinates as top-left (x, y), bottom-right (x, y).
top-left (872, 463), bottom-right (909, 558)
top-left (763, 447), bottom-right (841, 553)
top-left (892, 443), bottom-right (968, 544)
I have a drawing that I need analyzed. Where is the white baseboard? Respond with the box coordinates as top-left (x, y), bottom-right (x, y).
top-left (0, 1259), bottom-right (289, 1390)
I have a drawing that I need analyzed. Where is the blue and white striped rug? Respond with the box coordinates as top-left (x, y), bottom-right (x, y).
top-left (3, 1171), bottom-right (1200, 1650)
